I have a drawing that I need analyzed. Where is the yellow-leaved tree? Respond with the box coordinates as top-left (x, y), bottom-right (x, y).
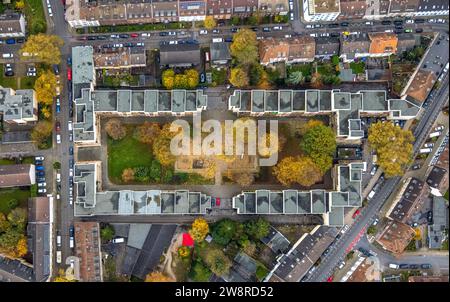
top-left (368, 121), bottom-right (414, 177)
top-left (189, 218), bottom-right (209, 242)
top-left (34, 70), bottom-right (58, 106)
top-left (145, 271), bottom-right (175, 282)
top-left (20, 34), bottom-right (64, 64)
top-left (230, 28), bottom-right (259, 65)
top-left (229, 67), bottom-right (249, 88)
top-left (204, 16), bottom-right (217, 30)
top-left (273, 156), bottom-right (322, 187)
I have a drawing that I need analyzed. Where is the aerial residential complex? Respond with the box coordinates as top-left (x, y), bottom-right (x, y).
top-left (0, 0), bottom-right (448, 287)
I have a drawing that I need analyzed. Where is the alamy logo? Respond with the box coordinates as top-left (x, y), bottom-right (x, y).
top-left (169, 113), bottom-right (279, 166)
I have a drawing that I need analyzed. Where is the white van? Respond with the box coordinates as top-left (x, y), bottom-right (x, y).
top-left (212, 38), bottom-right (223, 43)
top-left (367, 190), bottom-right (376, 200)
top-left (57, 235), bottom-right (62, 247)
top-left (389, 263), bottom-right (399, 269)
top-left (429, 131), bottom-right (441, 138)
top-left (68, 121), bottom-right (73, 131)
top-left (69, 237), bottom-right (74, 248)
top-left (2, 53), bottom-right (13, 58)
top-left (419, 148), bottom-right (432, 154)
top-left (112, 237), bottom-right (125, 244)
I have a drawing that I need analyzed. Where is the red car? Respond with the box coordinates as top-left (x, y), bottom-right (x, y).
top-left (215, 198), bottom-right (221, 206)
top-left (67, 68), bottom-right (72, 81)
top-left (130, 33), bottom-right (138, 38)
top-left (55, 122), bottom-right (61, 132)
top-left (327, 276), bottom-right (334, 282)
top-left (352, 209), bottom-right (361, 219)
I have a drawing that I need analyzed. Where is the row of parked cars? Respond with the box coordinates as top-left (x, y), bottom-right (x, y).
top-left (35, 156), bottom-right (47, 194)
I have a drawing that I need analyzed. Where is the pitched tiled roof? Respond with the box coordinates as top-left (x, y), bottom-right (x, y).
top-left (369, 33), bottom-right (398, 54)
top-left (0, 164), bottom-right (33, 188)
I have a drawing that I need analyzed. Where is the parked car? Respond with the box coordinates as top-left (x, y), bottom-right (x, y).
top-left (36, 171), bottom-right (45, 177)
top-left (55, 121), bottom-right (61, 132)
top-left (262, 27), bottom-right (271, 32)
top-left (36, 165), bottom-right (45, 171)
top-left (38, 188), bottom-right (47, 194)
top-left (35, 156), bottom-right (45, 161)
top-left (159, 32), bottom-right (169, 36)
top-left (370, 165), bottom-right (378, 175)
top-left (273, 26), bottom-right (283, 31)
top-left (412, 164), bottom-right (421, 170)
top-left (421, 264), bottom-right (432, 269)
top-left (56, 134), bottom-right (61, 144)
top-left (352, 209), bottom-right (361, 219)
top-left (424, 143), bottom-right (434, 148)
top-left (408, 264), bottom-right (419, 269)
top-left (38, 182), bottom-right (46, 188)
top-left (69, 146), bottom-right (74, 155)
top-left (130, 33), bottom-right (138, 38)
top-left (399, 264), bottom-right (409, 269)
top-left (119, 34), bottom-right (130, 38)
top-left (6, 38), bottom-right (16, 44)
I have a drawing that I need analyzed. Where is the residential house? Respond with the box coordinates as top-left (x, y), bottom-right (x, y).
top-left (160, 43), bottom-right (201, 67)
top-left (338, 0), bottom-right (367, 19)
top-left (258, 0), bottom-right (289, 16)
top-left (315, 37), bottom-right (340, 59)
top-left (396, 33), bottom-right (420, 54)
top-left (152, 0), bottom-right (179, 23)
top-left (405, 69), bottom-right (437, 103)
top-left (265, 226), bottom-right (339, 281)
top-left (232, 0), bottom-right (258, 17)
top-left (0, 164), bottom-right (36, 188)
top-left (259, 36), bottom-right (315, 65)
top-left (27, 197), bottom-right (52, 282)
top-left (388, 0), bottom-right (420, 17)
top-left (426, 166), bottom-right (448, 196)
top-left (415, 0), bottom-right (449, 16)
top-left (427, 196), bottom-right (448, 249)
top-left (206, 0), bottom-right (233, 19)
top-left (0, 87), bottom-right (38, 124)
top-left (435, 141), bottom-right (449, 170)
top-left (178, 0), bottom-right (207, 21)
top-left (302, 0), bottom-right (341, 22)
top-left (376, 220), bottom-right (416, 254)
top-left (388, 177), bottom-right (430, 224)
top-left (93, 47), bottom-right (147, 70)
top-left (74, 222), bottom-right (103, 282)
top-left (368, 32), bottom-right (398, 57)
top-left (340, 34), bottom-right (370, 62)
top-left (0, 13), bottom-right (26, 38)
top-left (364, 0), bottom-right (390, 19)
top-left (210, 42), bottom-right (232, 65)
top-left (0, 256), bottom-right (34, 282)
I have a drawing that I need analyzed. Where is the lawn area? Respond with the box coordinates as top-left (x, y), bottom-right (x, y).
top-left (211, 68), bottom-right (227, 86)
top-left (0, 158), bottom-right (16, 165)
top-left (24, 0), bottom-right (47, 34)
top-left (288, 63), bottom-right (313, 78)
top-left (107, 126), bottom-right (154, 183)
top-left (0, 188), bottom-right (31, 214)
top-left (349, 61), bottom-right (366, 74)
top-left (0, 65), bottom-right (18, 89)
top-left (0, 65), bottom-right (37, 90)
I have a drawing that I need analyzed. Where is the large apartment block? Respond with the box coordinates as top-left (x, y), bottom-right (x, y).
top-left (302, 0), bottom-right (341, 22)
top-left (65, 0), bottom-right (289, 28)
top-left (0, 87), bottom-right (38, 124)
top-left (228, 89), bottom-right (419, 140)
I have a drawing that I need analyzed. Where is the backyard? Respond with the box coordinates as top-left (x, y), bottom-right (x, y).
top-left (0, 188), bottom-right (30, 214)
top-left (0, 65), bottom-right (37, 90)
top-left (24, 0), bottom-right (47, 34)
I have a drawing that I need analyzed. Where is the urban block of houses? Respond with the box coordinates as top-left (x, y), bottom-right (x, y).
top-left (376, 219), bottom-right (416, 254)
top-left (340, 32), bottom-right (399, 62)
top-left (305, 0), bottom-right (449, 22)
top-left (228, 89), bottom-right (420, 140)
top-left (259, 36), bottom-right (316, 65)
top-left (387, 177), bottom-right (430, 224)
top-left (0, 87), bottom-right (38, 124)
top-left (315, 37), bottom-right (340, 59)
top-left (93, 47), bottom-right (147, 70)
top-left (0, 164), bottom-right (36, 188)
top-left (427, 196), bottom-right (448, 249)
top-left (72, 162), bottom-right (213, 217)
top-left (0, 12), bottom-right (25, 38)
top-left (265, 226), bottom-right (339, 281)
top-left (27, 197), bottom-right (53, 282)
top-left (232, 163), bottom-right (365, 226)
top-left (73, 222), bottom-right (103, 282)
top-left (65, 0), bottom-right (289, 28)
top-left (72, 46), bottom-right (207, 145)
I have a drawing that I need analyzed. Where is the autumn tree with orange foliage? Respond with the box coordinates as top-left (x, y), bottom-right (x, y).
top-left (134, 122), bottom-right (161, 145)
top-left (145, 271), bottom-right (175, 282)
